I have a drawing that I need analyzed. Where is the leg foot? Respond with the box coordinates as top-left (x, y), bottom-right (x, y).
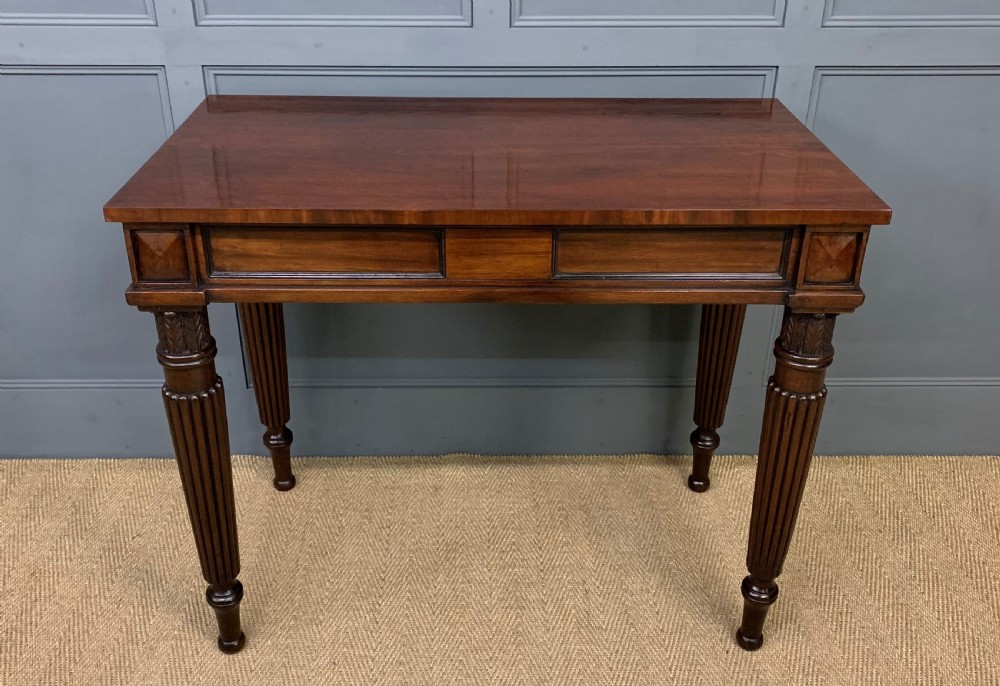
top-left (207, 581), bottom-right (246, 654)
top-left (273, 475), bottom-right (296, 492)
top-left (689, 304), bottom-right (745, 491)
top-left (264, 427), bottom-right (295, 491)
top-left (688, 428), bottom-right (719, 492)
top-left (687, 474), bottom-right (710, 493)
top-left (735, 576), bottom-right (778, 651)
top-left (218, 634), bottom-right (247, 655)
top-left (239, 303), bottom-right (296, 490)
top-left (735, 630), bottom-right (764, 652)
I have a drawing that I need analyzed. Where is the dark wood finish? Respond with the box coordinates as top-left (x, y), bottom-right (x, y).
top-left (799, 227), bottom-right (870, 288)
top-left (238, 303), bottom-right (295, 491)
top-left (555, 229), bottom-right (791, 280)
top-left (132, 229), bottom-right (190, 282)
top-left (736, 309), bottom-right (835, 651)
top-left (445, 229), bottom-right (552, 280)
top-left (153, 308), bottom-right (245, 654)
top-left (804, 233), bottom-right (859, 283)
top-left (105, 97), bottom-right (890, 228)
top-left (124, 224), bottom-right (198, 289)
top-left (106, 97), bottom-right (891, 653)
top-left (207, 227), bottom-right (443, 277)
top-left (689, 304), bottom-right (747, 492)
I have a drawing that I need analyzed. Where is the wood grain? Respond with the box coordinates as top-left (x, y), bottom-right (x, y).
top-left (206, 226), bottom-right (443, 277)
top-left (445, 229), bottom-right (552, 279)
top-left (803, 232), bottom-right (863, 285)
top-left (555, 229), bottom-right (790, 279)
top-left (104, 97), bottom-right (891, 227)
top-left (132, 229), bottom-right (190, 282)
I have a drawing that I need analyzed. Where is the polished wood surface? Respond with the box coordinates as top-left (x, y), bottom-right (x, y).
top-left (106, 97), bottom-right (890, 654)
top-left (208, 227), bottom-right (444, 277)
top-left (105, 96), bottom-right (890, 228)
top-left (555, 229), bottom-right (790, 278)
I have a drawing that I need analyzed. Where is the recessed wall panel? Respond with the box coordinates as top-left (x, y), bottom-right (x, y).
top-left (808, 68), bottom-right (1000, 381)
top-left (824, 0), bottom-right (1000, 26)
top-left (206, 67), bottom-right (777, 99)
top-left (194, 0), bottom-right (470, 26)
top-left (0, 0), bottom-right (154, 25)
top-left (0, 68), bottom-right (171, 383)
top-left (512, 0), bottom-right (785, 26)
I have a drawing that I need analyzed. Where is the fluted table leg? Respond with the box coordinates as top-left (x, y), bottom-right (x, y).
top-left (736, 308), bottom-right (836, 651)
top-left (153, 308), bottom-right (245, 654)
top-left (238, 303), bottom-right (295, 491)
top-left (689, 304), bottom-right (746, 492)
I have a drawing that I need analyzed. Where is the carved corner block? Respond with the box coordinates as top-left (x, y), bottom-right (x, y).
top-left (796, 227), bottom-right (869, 289)
top-left (125, 224), bottom-right (197, 287)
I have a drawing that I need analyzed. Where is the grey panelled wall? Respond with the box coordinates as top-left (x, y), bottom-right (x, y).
top-left (1, 0), bottom-right (998, 457)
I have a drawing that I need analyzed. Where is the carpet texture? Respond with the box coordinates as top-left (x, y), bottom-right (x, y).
top-left (2, 454), bottom-right (999, 685)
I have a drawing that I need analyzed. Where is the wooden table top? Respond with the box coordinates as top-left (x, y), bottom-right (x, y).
top-left (104, 96), bottom-right (890, 228)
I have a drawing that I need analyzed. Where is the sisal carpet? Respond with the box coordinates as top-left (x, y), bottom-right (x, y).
top-left (2, 454), bottom-right (999, 686)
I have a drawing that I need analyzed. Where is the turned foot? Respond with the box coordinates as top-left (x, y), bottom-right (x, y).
top-left (207, 581), bottom-right (246, 654)
top-left (736, 576), bottom-right (778, 651)
top-left (264, 426), bottom-right (295, 491)
top-left (689, 304), bottom-right (746, 492)
top-left (238, 303), bottom-right (296, 490)
top-left (688, 428), bottom-right (719, 492)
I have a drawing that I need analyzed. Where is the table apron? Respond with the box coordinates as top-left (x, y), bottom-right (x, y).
top-left (122, 224), bottom-right (870, 312)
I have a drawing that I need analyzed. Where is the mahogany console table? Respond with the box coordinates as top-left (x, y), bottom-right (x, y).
top-left (104, 96), bottom-right (891, 654)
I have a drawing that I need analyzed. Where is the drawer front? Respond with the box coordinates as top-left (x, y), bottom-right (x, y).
top-left (555, 229), bottom-right (792, 280)
top-left (445, 229), bottom-right (553, 280)
top-left (204, 226), bottom-right (443, 278)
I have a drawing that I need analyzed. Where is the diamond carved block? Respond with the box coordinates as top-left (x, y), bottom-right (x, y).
top-left (132, 229), bottom-right (191, 283)
top-left (803, 232), bottom-right (861, 285)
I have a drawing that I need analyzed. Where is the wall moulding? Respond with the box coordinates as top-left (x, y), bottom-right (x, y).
top-left (511, 0), bottom-right (786, 27)
top-left (823, 0), bottom-right (1000, 27)
top-left (192, 0), bottom-right (471, 27)
top-left (0, 0), bottom-right (155, 26)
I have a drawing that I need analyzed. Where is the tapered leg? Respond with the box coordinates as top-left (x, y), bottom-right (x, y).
top-left (238, 303), bottom-right (295, 491)
top-left (689, 304), bottom-right (746, 492)
top-left (154, 308), bottom-right (245, 654)
top-left (736, 309), bottom-right (836, 651)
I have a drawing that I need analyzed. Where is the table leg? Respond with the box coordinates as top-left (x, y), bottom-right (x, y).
top-left (689, 304), bottom-right (746, 492)
top-left (153, 308), bottom-right (245, 654)
top-left (238, 303), bottom-right (295, 491)
top-left (736, 308), bottom-right (836, 650)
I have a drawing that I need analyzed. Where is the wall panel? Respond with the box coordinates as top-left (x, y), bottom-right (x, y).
top-left (0, 0), bottom-right (154, 25)
top-left (823, 0), bottom-right (1000, 27)
top-left (0, 67), bottom-right (171, 387)
top-left (206, 66), bottom-right (777, 98)
top-left (193, 0), bottom-right (471, 27)
top-left (806, 68), bottom-right (1000, 385)
top-left (512, 0), bottom-right (785, 27)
